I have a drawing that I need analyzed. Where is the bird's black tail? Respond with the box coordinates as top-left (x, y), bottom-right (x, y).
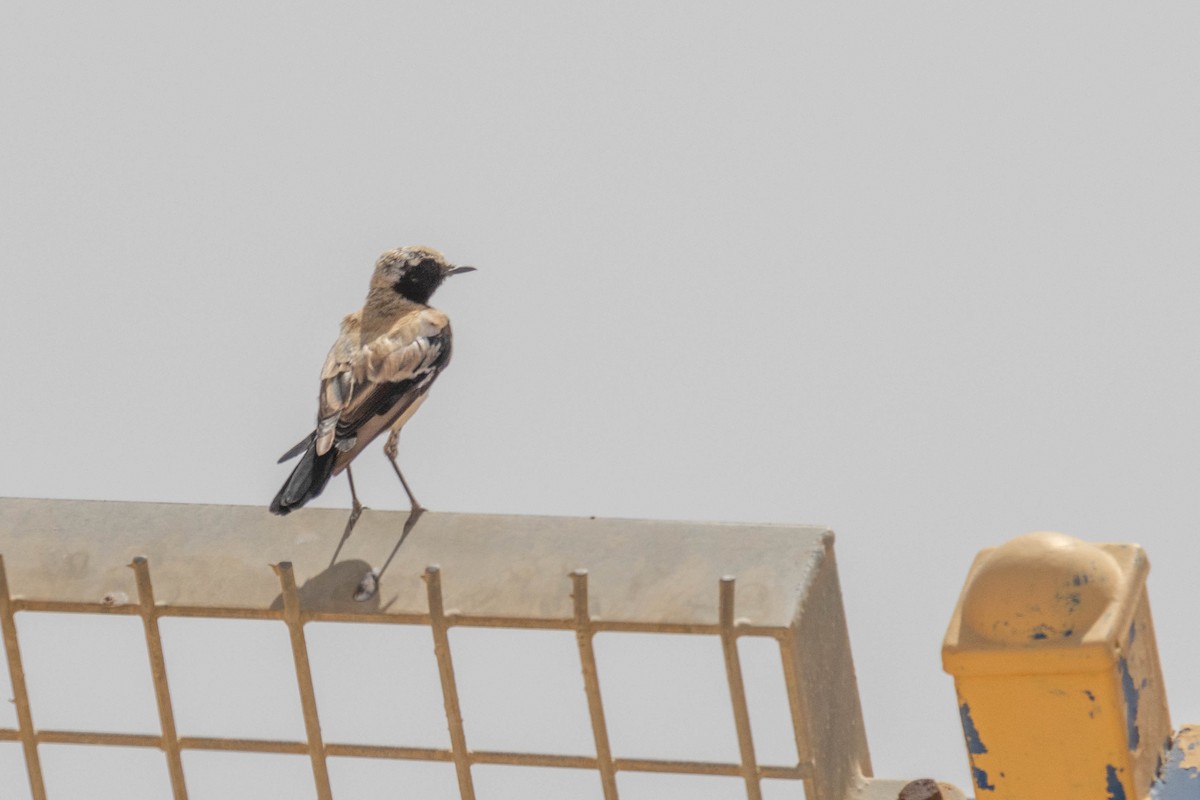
top-left (270, 442), bottom-right (337, 515)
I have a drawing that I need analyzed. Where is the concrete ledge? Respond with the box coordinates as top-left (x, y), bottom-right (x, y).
top-left (0, 497), bottom-right (829, 628)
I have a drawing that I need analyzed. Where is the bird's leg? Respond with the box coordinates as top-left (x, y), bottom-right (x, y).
top-left (329, 465), bottom-right (365, 567)
top-left (346, 464), bottom-right (365, 520)
top-left (384, 429), bottom-right (424, 511)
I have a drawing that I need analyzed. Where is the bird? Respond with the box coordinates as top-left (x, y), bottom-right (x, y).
top-left (270, 245), bottom-right (475, 517)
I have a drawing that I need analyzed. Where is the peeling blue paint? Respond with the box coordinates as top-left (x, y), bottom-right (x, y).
top-left (1085, 689), bottom-right (1096, 701)
top-left (1129, 621), bottom-right (1137, 645)
top-left (960, 703), bottom-right (988, 754)
top-left (1120, 657), bottom-right (1141, 750)
top-left (1151, 737), bottom-right (1200, 800)
top-left (1074, 573), bottom-right (1091, 586)
top-left (973, 767), bottom-right (996, 792)
top-left (1026, 621), bottom-right (1078, 640)
top-left (1061, 590), bottom-right (1082, 610)
top-left (1029, 622), bottom-right (1057, 640)
top-left (1107, 764), bottom-right (1127, 800)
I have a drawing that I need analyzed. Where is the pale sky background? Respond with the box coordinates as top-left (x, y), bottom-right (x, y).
top-left (3, 3), bottom-right (1200, 799)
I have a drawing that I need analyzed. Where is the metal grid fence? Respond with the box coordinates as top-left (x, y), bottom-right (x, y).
top-left (0, 499), bottom-right (874, 800)
top-left (0, 557), bottom-right (809, 800)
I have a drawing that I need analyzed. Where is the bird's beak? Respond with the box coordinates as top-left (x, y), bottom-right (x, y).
top-left (445, 265), bottom-right (477, 276)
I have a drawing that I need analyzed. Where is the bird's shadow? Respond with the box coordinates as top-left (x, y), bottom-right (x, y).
top-left (269, 506), bottom-right (426, 612)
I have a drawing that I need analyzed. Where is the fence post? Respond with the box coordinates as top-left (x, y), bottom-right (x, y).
top-left (942, 531), bottom-right (1170, 799)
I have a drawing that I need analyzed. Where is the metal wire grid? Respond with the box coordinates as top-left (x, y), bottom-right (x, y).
top-left (0, 554), bottom-right (816, 800)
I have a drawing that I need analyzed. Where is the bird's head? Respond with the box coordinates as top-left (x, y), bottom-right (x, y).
top-left (371, 245), bottom-right (476, 304)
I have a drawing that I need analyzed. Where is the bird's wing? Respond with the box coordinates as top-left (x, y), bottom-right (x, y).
top-left (328, 308), bottom-right (452, 461)
top-left (310, 312), bottom-right (363, 456)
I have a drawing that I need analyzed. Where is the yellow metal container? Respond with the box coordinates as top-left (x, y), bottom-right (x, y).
top-left (942, 532), bottom-right (1169, 800)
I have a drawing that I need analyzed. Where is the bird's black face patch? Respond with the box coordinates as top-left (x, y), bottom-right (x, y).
top-left (393, 258), bottom-right (444, 304)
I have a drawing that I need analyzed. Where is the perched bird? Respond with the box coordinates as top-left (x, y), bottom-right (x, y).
top-left (270, 245), bottom-right (475, 516)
